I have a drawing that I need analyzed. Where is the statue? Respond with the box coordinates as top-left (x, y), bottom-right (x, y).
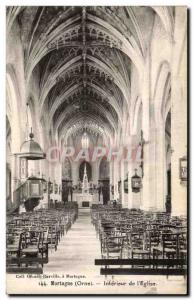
top-left (82, 163), bottom-right (89, 194)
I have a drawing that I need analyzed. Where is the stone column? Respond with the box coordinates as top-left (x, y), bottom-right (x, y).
top-left (113, 160), bottom-right (119, 200)
top-left (122, 161), bottom-right (128, 207)
top-left (140, 48), bottom-right (152, 211)
top-left (109, 161), bottom-right (113, 201)
top-left (171, 8), bottom-right (187, 216)
top-left (126, 136), bottom-right (133, 209)
top-left (55, 161), bottom-right (62, 202)
top-left (71, 161), bottom-right (79, 185)
top-left (120, 160), bottom-right (126, 207)
top-left (92, 161), bottom-right (98, 184)
top-left (11, 154), bottom-right (19, 203)
top-left (154, 126), bottom-right (166, 211)
top-left (141, 143), bottom-right (152, 211)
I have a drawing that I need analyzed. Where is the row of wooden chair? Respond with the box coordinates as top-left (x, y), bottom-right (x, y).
top-left (91, 206), bottom-right (187, 264)
top-left (6, 208), bottom-right (78, 273)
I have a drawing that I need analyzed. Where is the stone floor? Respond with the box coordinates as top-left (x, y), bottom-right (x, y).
top-left (44, 208), bottom-right (101, 274)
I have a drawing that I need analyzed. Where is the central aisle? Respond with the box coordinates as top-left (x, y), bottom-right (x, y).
top-left (44, 208), bottom-right (101, 274)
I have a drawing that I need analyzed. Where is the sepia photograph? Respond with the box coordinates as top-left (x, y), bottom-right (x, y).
top-left (5, 5), bottom-right (188, 295)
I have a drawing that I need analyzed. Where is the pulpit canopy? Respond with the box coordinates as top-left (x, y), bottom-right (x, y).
top-left (19, 130), bottom-right (46, 160)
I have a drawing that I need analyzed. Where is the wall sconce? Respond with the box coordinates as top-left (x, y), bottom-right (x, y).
top-left (131, 169), bottom-right (142, 193)
top-left (179, 156), bottom-right (187, 185)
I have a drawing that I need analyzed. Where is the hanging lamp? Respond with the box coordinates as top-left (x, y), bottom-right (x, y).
top-left (124, 173), bottom-right (128, 193)
top-left (131, 169), bottom-right (142, 193)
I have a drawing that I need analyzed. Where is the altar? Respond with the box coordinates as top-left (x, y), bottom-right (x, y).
top-left (73, 162), bottom-right (99, 207)
top-left (73, 193), bottom-right (98, 208)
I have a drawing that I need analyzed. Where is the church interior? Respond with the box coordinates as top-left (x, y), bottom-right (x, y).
top-left (6, 6), bottom-right (187, 293)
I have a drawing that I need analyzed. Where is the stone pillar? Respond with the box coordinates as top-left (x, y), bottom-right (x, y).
top-left (43, 158), bottom-right (50, 208)
top-left (113, 160), bottom-right (119, 200)
top-left (55, 161), bottom-right (62, 202)
top-left (171, 7), bottom-right (187, 216)
top-left (71, 161), bottom-right (79, 185)
top-left (140, 48), bottom-right (151, 211)
top-left (122, 161), bottom-right (128, 207)
top-left (109, 161), bottom-right (113, 200)
top-left (11, 154), bottom-right (19, 203)
top-left (92, 161), bottom-right (98, 184)
top-left (126, 136), bottom-right (133, 209)
top-left (120, 160), bottom-right (126, 207)
top-left (154, 126), bottom-right (166, 211)
top-left (127, 160), bottom-right (133, 209)
top-left (141, 143), bottom-right (151, 211)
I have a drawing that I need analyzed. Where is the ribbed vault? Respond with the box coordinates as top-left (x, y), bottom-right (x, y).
top-left (6, 5), bottom-right (175, 147)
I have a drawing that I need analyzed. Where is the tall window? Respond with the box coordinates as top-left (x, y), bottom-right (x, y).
top-left (81, 132), bottom-right (89, 149)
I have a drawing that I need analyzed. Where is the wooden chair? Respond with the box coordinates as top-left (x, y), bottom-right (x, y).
top-left (152, 233), bottom-right (178, 259)
top-left (131, 232), bottom-right (150, 260)
top-left (105, 235), bottom-right (124, 259)
top-left (6, 231), bottom-right (23, 264)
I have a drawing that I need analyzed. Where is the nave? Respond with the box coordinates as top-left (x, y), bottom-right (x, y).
top-left (6, 5), bottom-right (187, 295)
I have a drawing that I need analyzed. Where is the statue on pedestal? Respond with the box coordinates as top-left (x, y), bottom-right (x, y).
top-left (82, 163), bottom-right (89, 194)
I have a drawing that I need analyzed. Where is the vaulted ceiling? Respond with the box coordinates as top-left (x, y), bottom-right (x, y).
top-left (7, 6), bottom-right (174, 146)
